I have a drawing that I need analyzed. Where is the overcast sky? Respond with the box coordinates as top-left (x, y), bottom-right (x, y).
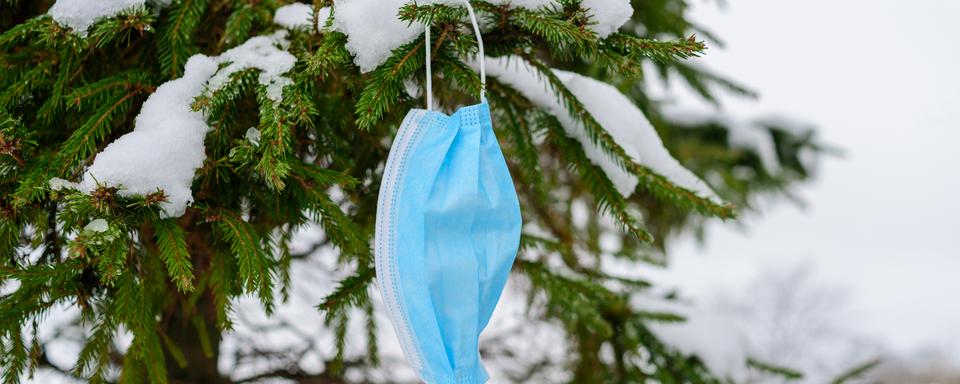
top-left (658, 0), bottom-right (960, 363)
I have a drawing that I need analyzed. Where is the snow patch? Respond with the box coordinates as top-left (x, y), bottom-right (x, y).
top-left (481, 56), bottom-right (718, 200)
top-left (47, 0), bottom-right (147, 36)
top-left (207, 31), bottom-right (297, 103)
top-left (79, 55), bottom-right (219, 218)
top-left (49, 177), bottom-right (78, 191)
top-left (579, 0), bottom-right (632, 37)
top-left (333, 0), bottom-right (423, 73)
top-left (83, 218), bottom-right (109, 233)
top-left (494, 0), bottom-right (631, 37)
top-left (76, 33), bottom-right (296, 217)
top-left (245, 127), bottom-right (262, 146)
top-left (332, 0), bottom-right (630, 73)
top-left (274, 3), bottom-right (331, 30)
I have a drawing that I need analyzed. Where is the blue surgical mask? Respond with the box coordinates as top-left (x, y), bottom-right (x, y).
top-left (374, 3), bottom-right (522, 383)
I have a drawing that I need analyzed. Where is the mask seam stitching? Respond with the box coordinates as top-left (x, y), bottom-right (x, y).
top-left (377, 110), bottom-right (430, 378)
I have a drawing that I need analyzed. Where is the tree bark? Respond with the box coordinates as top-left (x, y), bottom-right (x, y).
top-left (165, 294), bottom-right (225, 384)
top-left (165, 212), bottom-right (226, 383)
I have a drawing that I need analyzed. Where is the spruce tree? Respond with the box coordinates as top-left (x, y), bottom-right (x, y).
top-left (0, 0), bottom-right (823, 383)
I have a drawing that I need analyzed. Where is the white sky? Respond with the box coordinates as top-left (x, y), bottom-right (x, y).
top-left (660, 0), bottom-right (960, 362)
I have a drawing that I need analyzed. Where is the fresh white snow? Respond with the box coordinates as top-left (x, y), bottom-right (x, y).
top-left (480, 56), bottom-right (719, 200)
top-left (494, 0), bottom-right (631, 37)
top-left (207, 31), bottom-right (297, 103)
top-left (47, 0), bottom-right (147, 36)
top-left (332, 0), bottom-right (631, 73)
top-left (76, 33), bottom-right (296, 217)
top-left (332, 0), bottom-right (423, 73)
top-left (273, 3), bottom-right (331, 30)
top-left (83, 218), bottom-right (110, 233)
top-left (245, 127), bottom-right (262, 146)
top-left (579, 0), bottom-right (632, 37)
top-left (48, 177), bottom-right (78, 191)
top-left (558, 70), bottom-right (719, 199)
top-left (78, 55), bottom-right (219, 218)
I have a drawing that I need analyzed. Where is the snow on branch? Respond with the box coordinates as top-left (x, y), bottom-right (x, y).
top-left (274, 3), bottom-right (331, 30)
top-left (490, 0), bottom-right (632, 37)
top-left (333, 0), bottom-right (423, 73)
top-left (47, 0), bottom-right (151, 36)
top-left (73, 32), bottom-right (296, 217)
top-left (332, 0), bottom-right (633, 73)
top-left (207, 33), bottom-right (297, 103)
top-left (482, 56), bottom-right (721, 202)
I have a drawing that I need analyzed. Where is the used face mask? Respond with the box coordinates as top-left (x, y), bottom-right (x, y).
top-left (374, 3), bottom-right (522, 383)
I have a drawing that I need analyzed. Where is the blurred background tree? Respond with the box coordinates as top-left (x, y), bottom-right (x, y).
top-left (0, 0), bottom-right (832, 383)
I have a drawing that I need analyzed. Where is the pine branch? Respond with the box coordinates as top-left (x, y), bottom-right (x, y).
top-left (0, 61), bottom-right (54, 111)
top-left (2, 329), bottom-right (27, 384)
top-left (316, 265), bottom-right (374, 322)
top-left (72, 307), bottom-right (118, 382)
top-left (538, 112), bottom-right (653, 242)
top-left (306, 32), bottom-right (352, 77)
top-left (158, 0), bottom-right (210, 78)
top-left (605, 33), bottom-right (707, 64)
top-left (516, 259), bottom-right (614, 338)
top-left (115, 275), bottom-right (168, 384)
top-left (627, 318), bottom-right (724, 382)
top-left (353, 39), bottom-right (424, 130)
top-left (220, 3), bottom-right (257, 49)
top-left (747, 358), bottom-right (804, 381)
top-left (153, 219), bottom-right (195, 292)
top-left (54, 87), bottom-right (144, 174)
top-left (87, 7), bottom-right (156, 49)
top-left (207, 249), bottom-right (236, 330)
top-left (512, 5), bottom-right (597, 51)
top-left (194, 68), bottom-right (259, 115)
top-left (399, 3), bottom-right (470, 26)
top-left (254, 91), bottom-right (294, 191)
top-left (289, 163), bottom-right (366, 257)
top-left (209, 210), bottom-right (275, 313)
top-left (665, 61), bottom-right (758, 105)
top-left (488, 87), bottom-right (547, 200)
top-left (523, 55), bottom-right (736, 219)
top-left (362, 299), bottom-right (379, 367)
top-left (12, 155), bottom-right (54, 205)
top-left (830, 358), bottom-right (881, 384)
top-left (488, 73), bottom-right (685, 242)
top-left (0, 16), bottom-right (48, 51)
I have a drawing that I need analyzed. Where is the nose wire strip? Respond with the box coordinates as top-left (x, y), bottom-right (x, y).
top-left (424, 0), bottom-right (487, 111)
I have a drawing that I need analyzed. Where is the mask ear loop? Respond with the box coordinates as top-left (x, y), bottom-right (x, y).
top-left (424, 0), bottom-right (487, 111)
top-left (463, 0), bottom-right (487, 103)
top-left (425, 23), bottom-right (433, 111)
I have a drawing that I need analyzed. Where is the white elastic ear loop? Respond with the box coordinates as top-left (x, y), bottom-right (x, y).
top-left (424, 0), bottom-right (487, 110)
top-left (425, 24), bottom-right (433, 111)
top-left (462, 0), bottom-right (486, 102)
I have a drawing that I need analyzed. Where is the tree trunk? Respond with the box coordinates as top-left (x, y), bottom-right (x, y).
top-left (165, 214), bottom-right (226, 383)
top-left (165, 294), bottom-right (224, 383)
